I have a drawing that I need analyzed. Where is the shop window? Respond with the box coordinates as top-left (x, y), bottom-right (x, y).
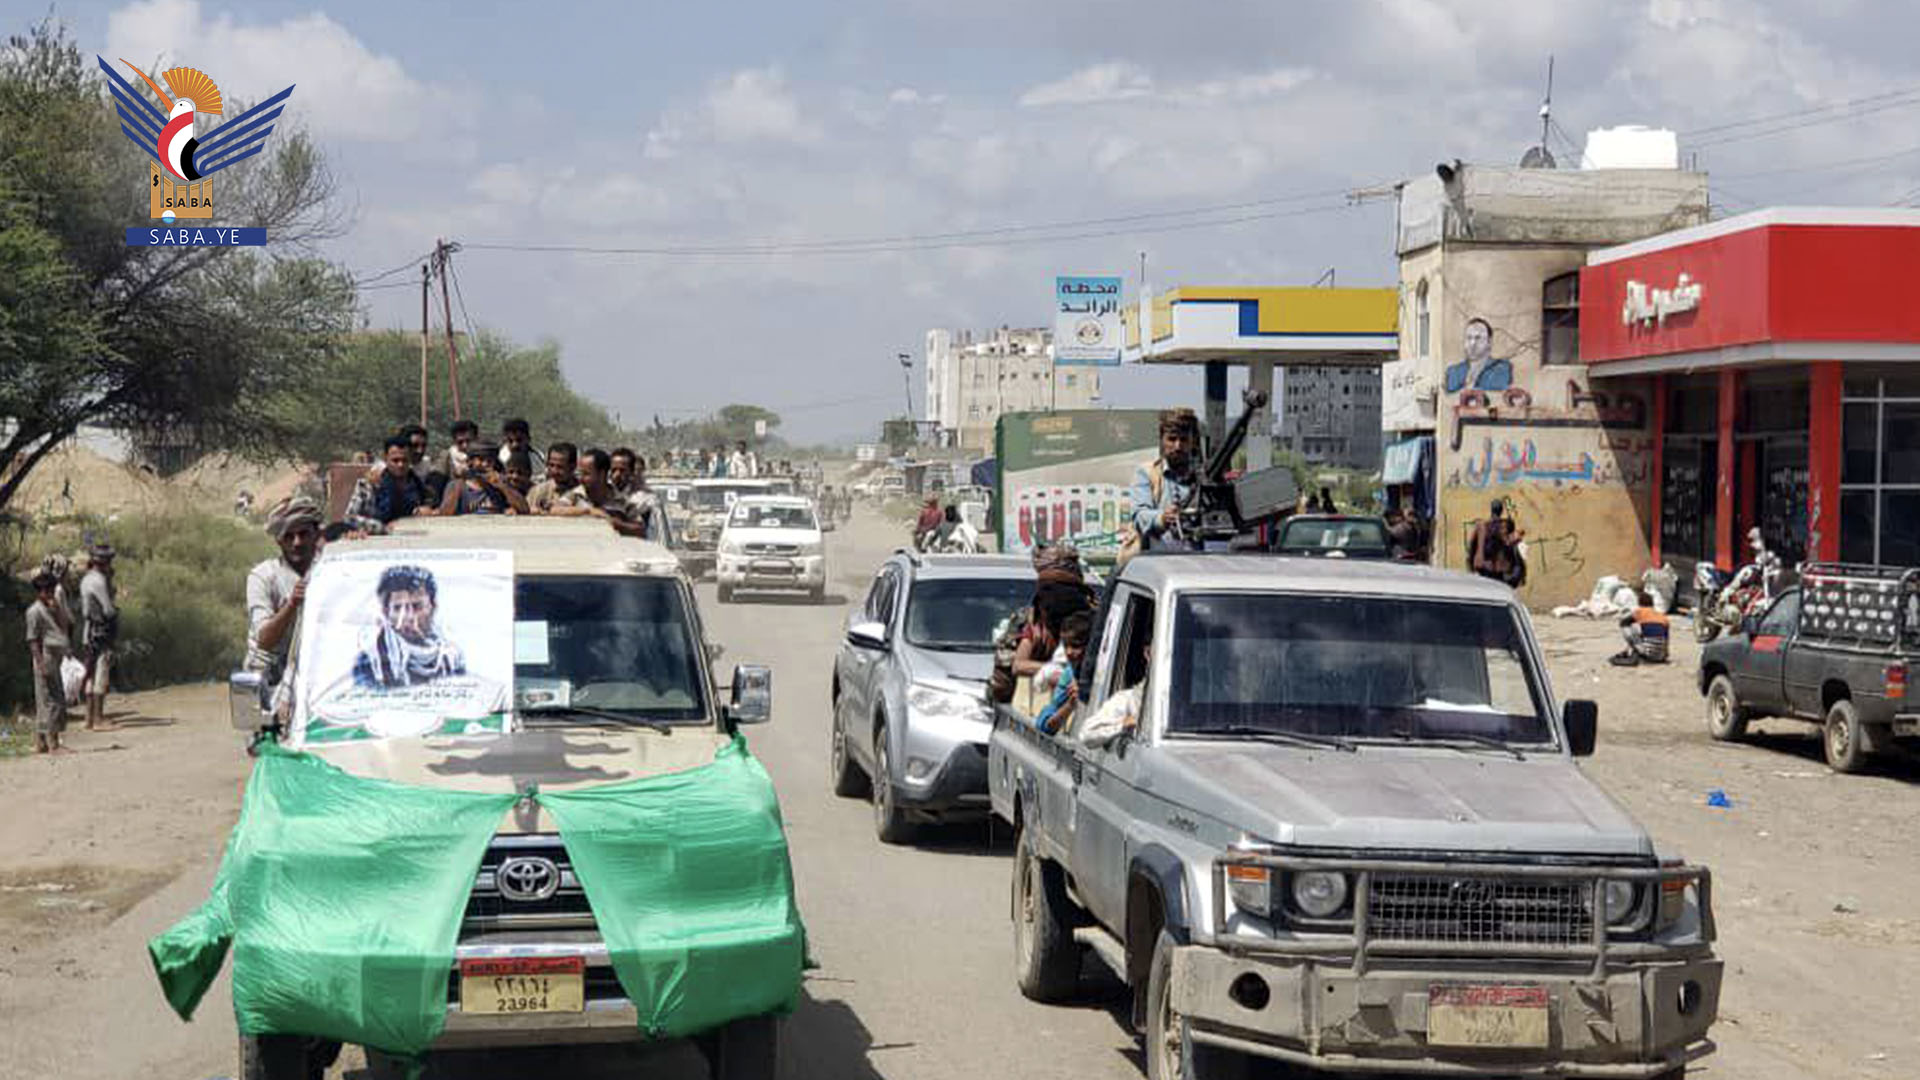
top-left (1844, 403), bottom-right (1879, 484)
top-left (1739, 372), bottom-right (1808, 434)
top-left (1841, 491), bottom-right (1877, 564)
top-left (1415, 280), bottom-right (1431, 361)
top-left (1882, 402), bottom-right (1920, 484)
top-left (1665, 381), bottom-right (1718, 435)
top-left (1881, 491), bottom-right (1920, 566)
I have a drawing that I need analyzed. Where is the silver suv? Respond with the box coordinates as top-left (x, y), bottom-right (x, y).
top-left (830, 551), bottom-right (1034, 843)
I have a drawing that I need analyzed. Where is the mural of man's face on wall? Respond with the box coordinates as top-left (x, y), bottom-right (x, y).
top-left (1445, 317), bottom-right (1515, 396)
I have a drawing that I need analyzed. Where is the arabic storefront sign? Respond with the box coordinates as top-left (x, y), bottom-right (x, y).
top-left (294, 548), bottom-right (513, 744)
top-left (1054, 275), bottom-right (1123, 365)
top-left (1622, 273), bottom-right (1702, 328)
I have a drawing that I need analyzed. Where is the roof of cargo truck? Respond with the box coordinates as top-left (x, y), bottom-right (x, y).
top-left (345, 516), bottom-right (682, 577)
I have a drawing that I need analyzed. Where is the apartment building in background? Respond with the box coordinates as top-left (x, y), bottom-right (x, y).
top-left (1274, 364), bottom-right (1382, 469)
top-left (924, 327), bottom-right (1100, 452)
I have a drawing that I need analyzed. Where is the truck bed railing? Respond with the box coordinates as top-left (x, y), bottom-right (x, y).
top-left (1797, 562), bottom-right (1920, 649)
top-left (1209, 851), bottom-right (1714, 983)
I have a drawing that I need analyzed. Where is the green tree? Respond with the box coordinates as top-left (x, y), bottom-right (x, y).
top-left (0, 20), bottom-right (355, 512)
top-left (274, 329), bottom-right (627, 462)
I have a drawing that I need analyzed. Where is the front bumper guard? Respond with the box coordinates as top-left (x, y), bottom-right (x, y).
top-left (1180, 853), bottom-right (1721, 1077)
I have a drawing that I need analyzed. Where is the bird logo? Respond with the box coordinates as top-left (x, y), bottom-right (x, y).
top-left (121, 61), bottom-right (223, 182)
top-left (97, 56), bottom-right (296, 224)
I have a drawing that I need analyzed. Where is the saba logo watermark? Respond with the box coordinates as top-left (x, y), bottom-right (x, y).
top-left (98, 57), bottom-right (296, 247)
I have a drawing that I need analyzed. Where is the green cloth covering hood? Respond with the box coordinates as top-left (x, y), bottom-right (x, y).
top-left (149, 734), bottom-right (805, 1059)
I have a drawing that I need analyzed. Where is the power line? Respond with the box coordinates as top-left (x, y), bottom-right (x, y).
top-left (1689, 89), bottom-right (1920, 149)
top-left (352, 250), bottom-right (434, 287)
top-left (461, 199), bottom-right (1367, 259)
top-left (446, 259), bottom-right (483, 348)
top-left (1682, 84), bottom-right (1920, 139)
top-left (1714, 141), bottom-right (1920, 181)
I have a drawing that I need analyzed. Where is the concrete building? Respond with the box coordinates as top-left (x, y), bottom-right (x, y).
top-left (1381, 162), bottom-right (1710, 607)
top-left (1274, 364), bottom-right (1382, 469)
top-left (923, 327), bottom-right (1099, 452)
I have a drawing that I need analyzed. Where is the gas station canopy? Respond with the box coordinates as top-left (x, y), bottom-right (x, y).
top-left (1122, 286), bottom-right (1398, 366)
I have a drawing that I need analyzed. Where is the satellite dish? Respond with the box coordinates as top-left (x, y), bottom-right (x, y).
top-left (1520, 144), bottom-right (1557, 169)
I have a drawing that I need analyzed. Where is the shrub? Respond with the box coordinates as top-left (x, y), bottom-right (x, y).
top-left (2, 510), bottom-right (272, 716)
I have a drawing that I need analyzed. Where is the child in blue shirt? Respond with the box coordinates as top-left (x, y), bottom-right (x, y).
top-left (1035, 612), bottom-right (1092, 735)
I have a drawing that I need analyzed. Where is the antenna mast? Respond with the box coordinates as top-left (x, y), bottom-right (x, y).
top-left (1540, 55), bottom-right (1555, 152)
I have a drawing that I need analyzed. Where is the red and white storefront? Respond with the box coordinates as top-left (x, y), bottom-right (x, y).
top-left (1580, 208), bottom-right (1920, 574)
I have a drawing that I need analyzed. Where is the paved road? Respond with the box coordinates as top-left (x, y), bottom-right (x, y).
top-left (5, 505), bottom-right (1915, 1080)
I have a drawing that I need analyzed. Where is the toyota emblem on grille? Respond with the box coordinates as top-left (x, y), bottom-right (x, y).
top-left (1448, 879), bottom-right (1496, 908)
top-left (497, 856), bottom-right (561, 902)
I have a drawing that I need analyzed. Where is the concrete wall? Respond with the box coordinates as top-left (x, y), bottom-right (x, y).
top-left (1383, 245), bottom-right (1446, 434)
top-left (1425, 243), bottom-right (1659, 608)
top-left (1398, 167), bottom-right (1709, 252)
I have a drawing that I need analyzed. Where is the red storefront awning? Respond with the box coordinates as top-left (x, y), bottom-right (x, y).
top-left (1580, 208), bottom-right (1920, 376)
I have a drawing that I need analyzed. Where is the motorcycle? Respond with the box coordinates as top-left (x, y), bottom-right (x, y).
top-left (1693, 552), bottom-right (1784, 643)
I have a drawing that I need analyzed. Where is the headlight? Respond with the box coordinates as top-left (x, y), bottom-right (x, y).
top-left (1291, 871), bottom-right (1350, 918)
top-left (1587, 879), bottom-right (1639, 926)
top-left (906, 682), bottom-right (985, 719)
top-left (1225, 865), bottom-right (1271, 914)
top-left (719, 538), bottom-right (744, 556)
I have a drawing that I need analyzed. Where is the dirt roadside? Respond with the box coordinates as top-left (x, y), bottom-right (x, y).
top-left (0, 614), bottom-right (1914, 1080)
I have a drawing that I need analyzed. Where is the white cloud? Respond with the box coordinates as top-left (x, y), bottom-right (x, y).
top-left (707, 67), bottom-right (818, 143)
top-left (105, 0), bottom-right (444, 143)
top-left (889, 87), bottom-right (947, 106)
top-left (1180, 68), bottom-right (1317, 102)
top-left (1019, 61), bottom-right (1155, 107)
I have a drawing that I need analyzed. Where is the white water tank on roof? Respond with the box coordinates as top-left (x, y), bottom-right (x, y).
top-left (1582, 126), bottom-right (1679, 170)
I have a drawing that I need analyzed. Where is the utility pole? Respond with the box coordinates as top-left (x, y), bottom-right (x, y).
top-left (434, 238), bottom-right (464, 419)
top-left (419, 263), bottom-right (431, 426)
top-left (898, 352), bottom-right (913, 420)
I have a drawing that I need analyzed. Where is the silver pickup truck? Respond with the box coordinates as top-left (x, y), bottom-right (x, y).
top-left (988, 555), bottom-right (1721, 1079)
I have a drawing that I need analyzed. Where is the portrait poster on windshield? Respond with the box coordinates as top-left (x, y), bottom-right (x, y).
top-left (1054, 275), bottom-right (1123, 365)
top-left (293, 548), bottom-right (513, 745)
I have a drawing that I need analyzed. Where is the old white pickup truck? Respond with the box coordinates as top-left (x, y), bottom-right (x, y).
top-left (989, 554), bottom-right (1721, 1079)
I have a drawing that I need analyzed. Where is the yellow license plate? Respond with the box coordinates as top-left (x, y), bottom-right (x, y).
top-left (458, 957), bottom-right (585, 1014)
top-left (1427, 984), bottom-right (1549, 1048)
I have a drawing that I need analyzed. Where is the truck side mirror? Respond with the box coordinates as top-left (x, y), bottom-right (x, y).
top-left (1563, 699), bottom-right (1598, 757)
top-left (728, 664), bottom-right (772, 725)
top-left (229, 670), bottom-right (267, 731)
top-left (846, 620), bottom-right (889, 650)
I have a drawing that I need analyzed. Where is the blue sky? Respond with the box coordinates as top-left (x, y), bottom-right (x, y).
top-left (48, 0), bottom-right (1920, 441)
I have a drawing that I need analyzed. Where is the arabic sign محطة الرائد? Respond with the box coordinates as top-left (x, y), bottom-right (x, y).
top-left (1053, 275), bottom-right (1123, 365)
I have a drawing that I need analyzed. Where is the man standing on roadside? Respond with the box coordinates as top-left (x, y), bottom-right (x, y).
top-left (1468, 499), bottom-right (1521, 586)
top-left (248, 496), bottom-right (324, 693)
top-left (25, 571), bottom-right (72, 754)
top-left (79, 542), bottom-right (119, 732)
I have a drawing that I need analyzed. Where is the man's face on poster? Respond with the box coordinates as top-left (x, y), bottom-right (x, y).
top-left (1464, 320), bottom-right (1492, 365)
top-left (383, 587), bottom-right (435, 643)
